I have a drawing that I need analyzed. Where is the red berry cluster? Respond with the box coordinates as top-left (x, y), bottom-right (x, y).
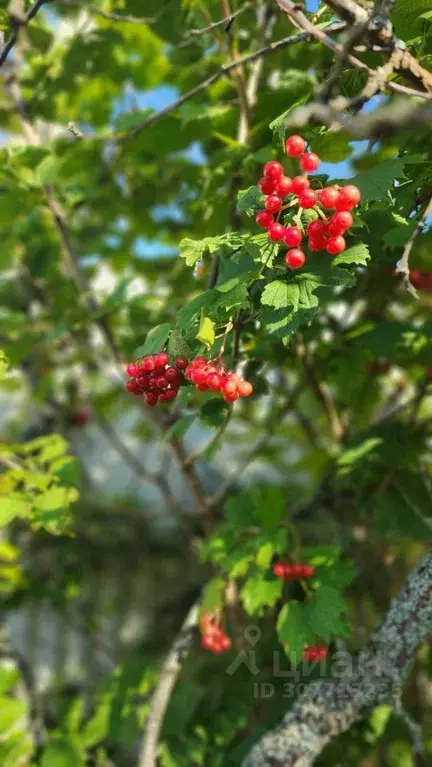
top-left (410, 269), bottom-right (432, 292)
top-left (272, 562), bottom-right (315, 580)
top-left (200, 614), bottom-right (232, 654)
top-left (125, 352), bottom-right (188, 406)
top-left (254, 134), bottom-right (361, 269)
top-left (184, 357), bottom-right (253, 404)
top-left (303, 645), bottom-right (328, 662)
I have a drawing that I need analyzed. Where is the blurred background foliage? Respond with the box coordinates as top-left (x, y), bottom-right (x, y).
top-left (0, 0), bottom-right (432, 765)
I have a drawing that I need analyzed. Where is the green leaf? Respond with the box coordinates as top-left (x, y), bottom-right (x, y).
top-left (0, 350), bottom-right (9, 379)
top-left (0, 697), bottom-right (26, 733)
top-left (240, 574), bottom-right (282, 616)
top-left (196, 315), bottom-right (215, 348)
top-left (134, 323), bottom-right (172, 357)
top-left (260, 280), bottom-right (299, 310)
top-left (162, 415), bottom-right (196, 443)
top-left (199, 577), bottom-right (225, 618)
top-left (0, 497), bottom-right (31, 527)
top-left (277, 602), bottom-right (314, 664)
top-left (351, 159), bottom-right (406, 202)
top-left (237, 186), bottom-right (263, 216)
top-left (304, 585), bottom-right (350, 641)
top-left (200, 399), bottom-right (230, 428)
top-left (41, 737), bottom-right (85, 767)
top-left (332, 242), bottom-right (370, 267)
top-left (167, 328), bottom-right (192, 359)
top-left (337, 437), bottom-right (383, 476)
top-left (179, 238), bottom-right (207, 267)
top-left (35, 155), bottom-right (60, 186)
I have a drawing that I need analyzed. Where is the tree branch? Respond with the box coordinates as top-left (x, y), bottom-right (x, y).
top-left (0, 0), bottom-right (51, 67)
top-left (178, 2), bottom-right (252, 48)
top-left (138, 599), bottom-right (200, 767)
top-left (68, 22), bottom-right (346, 142)
top-left (395, 197), bottom-right (432, 299)
top-left (243, 551), bottom-right (432, 767)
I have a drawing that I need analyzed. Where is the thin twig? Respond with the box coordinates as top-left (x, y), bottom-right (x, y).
top-left (395, 197), bottom-right (432, 299)
top-left (178, 2), bottom-right (252, 47)
top-left (138, 599), bottom-right (200, 767)
top-left (295, 334), bottom-right (344, 442)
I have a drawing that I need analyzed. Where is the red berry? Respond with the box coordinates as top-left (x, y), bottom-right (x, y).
top-left (265, 195), bottom-right (282, 214)
top-left (166, 389), bottom-right (177, 401)
top-left (285, 248), bottom-right (306, 269)
top-left (223, 391), bottom-right (239, 403)
top-left (285, 134), bottom-right (306, 157)
top-left (283, 565), bottom-right (293, 580)
top-left (192, 356), bottom-right (208, 367)
top-left (291, 176), bottom-right (310, 195)
top-left (197, 382), bottom-right (209, 391)
top-left (142, 356), bottom-right (156, 372)
top-left (158, 392), bottom-right (169, 403)
top-left (237, 380), bottom-right (253, 397)
top-left (126, 380), bottom-right (139, 393)
top-left (191, 369), bottom-right (207, 385)
top-left (263, 161), bottom-right (283, 181)
top-left (126, 363), bottom-right (139, 377)
top-left (326, 236), bottom-right (346, 255)
top-left (175, 356), bottom-right (189, 369)
top-left (145, 392), bottom-right (159, 406)
top-left (335, 184), bottom-right (361, 211)
top-left (207, 373), bottom-right (222, 391)
top-left (302, 564), bottom-right (315, 578)
top-left (256, 210), bottom-right (274, 229)
top-left (298, 189), bottom-right (318, 209)
top-left (273, 562), bottom-right (286, 578)
top-left (283, 226), bottom-right (302, 247)
top-left (307, 220), bottom-right (327, 238)
top-left (275, 176), bottom-right (293, 198)
top-left (223, 377), bottom-right (237, 395)
top-left (268, 222), bottom-right (285, 242)
top-left (300, 153), bottom-right (320, 172)
top-left (320, 186), bottom-right (340, 209)
top-left (137, 375), bottom-right (150, 390)
top-left (258, 176), bottom-right (276, 195)
top-left (165, 367), bottom-right (180, 383)
top-left (308, 238), bottom-right (326, 252)
top-left (155, 352), bottom-right (169, 367)
top-left (291, 564), bottom-right (304, 578)
top-left (156, 376), bottom-right (168, 388)
top-left (153, 366), bottom-right (166, 377)
top-left (328, 211), bottom-right (353, 236)
top-left (219, 635), bottom-right (231, 651)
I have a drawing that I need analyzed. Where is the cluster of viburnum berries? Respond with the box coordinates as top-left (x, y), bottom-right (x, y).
top-left (125, 352), bottom-right (253, 406)
top-left (272, 561), bottom-right (315, 580)
top-left (200, 614), bottom-right (232, 654)
top-left (255, 134), bottom-right (361, 269)
top-left (184, 356), bottom-right (253, 403)
top-left (125, 352), bottom-right (186, 406)
top-left (303, 645), bottom-right (328, 662)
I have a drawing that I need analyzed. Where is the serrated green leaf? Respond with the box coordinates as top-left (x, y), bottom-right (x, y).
top-left (304, 585), bottom-right (350, 641)
top-left (277, 602), bottom-right (314, 664)
top-left (200, 399), bottom-right (230, 428)
top-left (260, 280), bottom-right (299, 309)
top-left (0, 697), bottom-right (27, 733)
top-left (237, 186), bottom-right (263, 216)
top-left (167, 328), bottom-right (192, 359)
top-left (332, 242), bottom-right (370, 267)
top-left (240, 575), bottom-right (282, 616)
